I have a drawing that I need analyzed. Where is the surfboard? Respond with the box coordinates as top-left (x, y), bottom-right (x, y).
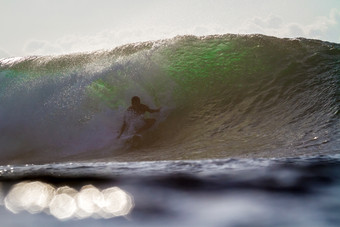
top-left (123, 134), bottom-right (142, 148)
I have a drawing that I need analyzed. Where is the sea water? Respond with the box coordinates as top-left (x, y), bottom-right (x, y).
top-left (0, 34), bottom-right (339, 226)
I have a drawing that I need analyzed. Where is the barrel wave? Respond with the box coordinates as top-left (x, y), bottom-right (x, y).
top-left (0, 34), bottom-right (339, 164)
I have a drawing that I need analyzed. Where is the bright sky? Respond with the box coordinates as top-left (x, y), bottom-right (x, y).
top-left (0, 0), bottom-right (339, 58)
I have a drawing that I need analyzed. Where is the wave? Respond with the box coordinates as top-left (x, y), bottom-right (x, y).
top-left (0, 34), bottom-right (339, 164)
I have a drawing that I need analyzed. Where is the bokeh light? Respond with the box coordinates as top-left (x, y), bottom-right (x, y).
top-left (3, 181), bottom-right (134, 220)
top-left (4, 181), bottom-right (55, 214)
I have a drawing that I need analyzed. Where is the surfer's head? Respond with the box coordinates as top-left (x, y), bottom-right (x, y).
top-left (131, 96), bottom-right (140, 106)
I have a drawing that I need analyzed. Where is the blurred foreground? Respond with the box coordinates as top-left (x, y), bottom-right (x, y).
top-left (1, 156), bottom-right (340, 227)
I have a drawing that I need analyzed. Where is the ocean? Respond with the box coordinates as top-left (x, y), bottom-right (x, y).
top-left (0, 34), bottom-right (339, 226)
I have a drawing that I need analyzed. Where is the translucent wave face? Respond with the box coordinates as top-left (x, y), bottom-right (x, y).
top-left (0, 35), bottom-right (339, 163)
top-left (4, 181), bottom-right (134, 220)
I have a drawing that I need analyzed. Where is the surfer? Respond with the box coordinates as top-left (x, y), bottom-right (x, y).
top-left (117, 96), bottom-right (160, 139)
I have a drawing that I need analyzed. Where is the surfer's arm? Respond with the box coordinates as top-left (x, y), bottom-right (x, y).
top-left (139, 104), bottom-right (160, 113)
top-left (117, 121), bottom-right (127, 139)
top-left (146, 106), bottom-right (161, 113)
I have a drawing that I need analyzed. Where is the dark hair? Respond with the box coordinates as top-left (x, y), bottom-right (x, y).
top-left (131, 96), bottom-right (140, 105)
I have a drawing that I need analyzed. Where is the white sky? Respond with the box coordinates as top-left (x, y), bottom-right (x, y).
top-left (0, 0), bottom-right (339, 58)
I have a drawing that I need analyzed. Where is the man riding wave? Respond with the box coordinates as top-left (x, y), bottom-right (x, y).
top-left (117, 96), bottom-right (160, 139)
